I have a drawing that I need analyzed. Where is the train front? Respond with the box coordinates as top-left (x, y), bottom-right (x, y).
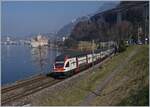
top-left (51, 55), bottom-right (68, 78)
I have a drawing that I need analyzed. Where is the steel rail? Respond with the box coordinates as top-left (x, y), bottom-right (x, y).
top-left (1, 79), bottom-right (62, 105)
top-left (2, 75), bottom-right (47, 93)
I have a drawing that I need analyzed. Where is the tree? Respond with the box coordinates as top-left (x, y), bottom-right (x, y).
top-left (64, 38), bottom-right (78, 49)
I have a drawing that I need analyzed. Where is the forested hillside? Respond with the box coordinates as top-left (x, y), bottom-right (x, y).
top-left (66, 1), bottom-right (149, 48)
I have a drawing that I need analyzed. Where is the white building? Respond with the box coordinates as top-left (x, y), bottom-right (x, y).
top-left (62, 36), bottom-right (68, 42)
top-left (30, 34), bottom-right (48, 48)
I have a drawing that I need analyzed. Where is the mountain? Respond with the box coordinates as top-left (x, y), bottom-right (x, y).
top-left (55, 16), bottom-right (90, 38)
top-left (94, 1), bottom-right (120, 15)
top-left (55, 1), bottom-right (120, 38)
top-left (69, 1), bottom-right (149, 43)
top-left (55, 22), bottom-right (75, 37)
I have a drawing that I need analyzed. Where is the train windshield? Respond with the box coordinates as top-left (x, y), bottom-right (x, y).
top-left (55, 62), bottom-right (64, 67)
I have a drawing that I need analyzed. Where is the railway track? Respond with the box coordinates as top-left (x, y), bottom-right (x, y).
top-left (2, 74), bottom-right (47, 93)
top-left (1, 75), bottom-right (62, 105)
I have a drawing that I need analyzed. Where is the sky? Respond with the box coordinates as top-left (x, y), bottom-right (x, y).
top-left (2, 1), bottom-right (119, 37)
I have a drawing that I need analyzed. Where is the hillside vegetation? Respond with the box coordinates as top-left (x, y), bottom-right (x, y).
top-left (64, 1), bottom-right (149, 49)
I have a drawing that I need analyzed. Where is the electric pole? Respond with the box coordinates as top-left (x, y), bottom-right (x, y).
top-left (144, 5), bottom-right (147, 44)
top-left (92, 40), bottom-right (95, 71)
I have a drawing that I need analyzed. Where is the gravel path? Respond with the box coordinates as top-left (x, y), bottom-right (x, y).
top-left (80, 47), bottom-right (138, 106)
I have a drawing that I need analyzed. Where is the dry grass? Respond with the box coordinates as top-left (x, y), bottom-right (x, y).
top-left (91, 45), bottom-right (149, 106)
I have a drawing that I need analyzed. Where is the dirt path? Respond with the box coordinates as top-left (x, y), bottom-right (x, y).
top-left (80, 47), bottom-right (138, 106)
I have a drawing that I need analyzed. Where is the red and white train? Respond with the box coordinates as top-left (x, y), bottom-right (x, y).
top-left (51, 48), bottom-right (114, 78)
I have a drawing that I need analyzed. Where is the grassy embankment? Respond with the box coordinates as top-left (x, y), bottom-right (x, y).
top-left (91, 45), bottom-right (149, 106)
top-left (36, 45), bottom-right (149, 106)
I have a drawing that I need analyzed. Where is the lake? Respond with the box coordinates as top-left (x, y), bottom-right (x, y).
top-left (1, 45), bottom-right (61, 85)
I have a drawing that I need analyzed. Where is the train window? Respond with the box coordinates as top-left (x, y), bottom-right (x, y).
top-left (65, 62), bottom-right (69, 67)
top-left (72, 61), bottom-right (76, 65)
top-left (55, 63), bottom-right (64, 67)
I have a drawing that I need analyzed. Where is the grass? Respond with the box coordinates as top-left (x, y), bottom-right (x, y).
top-left (33, 45), bottom-right (149, 106)
top-left (91, 45), bottom-right (149, 106)
top-left (117, 86), bottom-right (149, 106)
top-left (116, 45), bottom-right (149, 106)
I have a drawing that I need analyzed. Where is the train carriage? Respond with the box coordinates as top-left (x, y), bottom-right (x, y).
top-left (52, 48), bottom-right (114, 78)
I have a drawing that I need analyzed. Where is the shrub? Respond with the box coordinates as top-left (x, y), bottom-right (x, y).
top-left (118, 40), bottom-right (126, 52)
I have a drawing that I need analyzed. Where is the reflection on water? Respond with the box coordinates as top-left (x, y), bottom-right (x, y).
top-left (1, 45), bottom-right (61, 85)
top-left (31, 47), bottom-right (48, 73)
top-left (30, 46), bottom-right (61, 73)
top-left (5, 45), bottom-right (11, 58)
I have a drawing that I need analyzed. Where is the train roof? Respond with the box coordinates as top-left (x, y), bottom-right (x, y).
top-left (55, 48), bottom-right (109, 61)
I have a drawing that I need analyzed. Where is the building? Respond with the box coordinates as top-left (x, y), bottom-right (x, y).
top-left (30, 34), bottom-right (48, 48)
top-left (78, 41), bottom-right (97, 51)
top-left (6, 37), bottom-right (10, 42)
top-left (99, 41), bottom-right (115, 48)
top-left (62, 36), bottom-right (68, 42)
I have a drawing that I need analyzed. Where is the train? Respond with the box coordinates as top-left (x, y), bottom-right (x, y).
top-left (51, 47), bottom-right (115, 78)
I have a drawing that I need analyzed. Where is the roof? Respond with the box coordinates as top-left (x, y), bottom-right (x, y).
top-left (55, 48), bottom-right (108, 61)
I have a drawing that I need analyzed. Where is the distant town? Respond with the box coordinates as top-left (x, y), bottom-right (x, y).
top-left (1, 34), bottom-right (69, 48)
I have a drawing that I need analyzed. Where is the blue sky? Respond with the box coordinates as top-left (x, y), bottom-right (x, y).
top-left (2, 1), bottom-right (119, 37)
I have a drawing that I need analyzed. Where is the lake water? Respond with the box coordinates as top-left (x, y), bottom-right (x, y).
top-left (1, 45), bottom-right (61, 85)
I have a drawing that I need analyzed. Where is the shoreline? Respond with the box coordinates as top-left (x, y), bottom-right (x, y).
top-left (2, 73), bottom-right (46, 88)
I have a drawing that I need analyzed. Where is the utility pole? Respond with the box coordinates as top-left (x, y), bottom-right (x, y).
top-left (138, 25), bottom-right (142, 44)
top-left (92, 40), bottom-right (95, 71)
top-left (137, 26), bottom-right (140, 44)
top-left (144, 5), bottom-right (147, 44)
